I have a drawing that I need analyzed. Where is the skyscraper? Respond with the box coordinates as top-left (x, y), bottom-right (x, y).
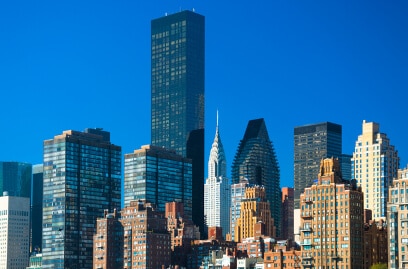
top-left (124, 145), bottom-right (193, 220)
top-left (42, 128), bottom-right (121, 269)
top-left (0, 193), bottom-right (30, 269)
top-left (0, 161), bottom-right (32, 198)
top-left (204, 116), bottom-right (230, 238)
top-left (352, 120), bottom-right (399, 219)
top-left (31, 164), bottom-right (43, 252)
top-left (231, 118), bottom-right (280, 236)
top-left (234, 186), bottom-right (275, 243)
top-left (294, 122), bottom-right (342, 208)
top-left (151, 10), bottom-right (205, 234)
top-left (299, 158), bottom-right (364, 269)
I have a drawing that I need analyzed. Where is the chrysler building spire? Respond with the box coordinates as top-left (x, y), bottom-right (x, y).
top-left (208, 111), bottom-right (226, 178)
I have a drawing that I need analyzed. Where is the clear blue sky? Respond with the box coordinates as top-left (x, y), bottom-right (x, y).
top-left (1, 0), bottom-right (407, 188)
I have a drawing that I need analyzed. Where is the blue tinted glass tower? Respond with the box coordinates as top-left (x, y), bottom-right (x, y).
top-left (42, 128), bottom-right (121, 269)
top-left (0, 161), bottom-right (32, 198)
top-left (151, 10), bottom-right (205, 234)
top-left (231, 118), bottom-right (281, 237)
top-left (124, 145), bottom-right (193, 220)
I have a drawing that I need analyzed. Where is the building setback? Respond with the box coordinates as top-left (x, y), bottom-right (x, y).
top-left (151, 10), bottom-right (205, 235)
top-left (234, 186), bottom-right (275, 243)
top-left (294, 122), bottom-right (342, 209)
top-left (231, 118), bottom-right (280, 237)
top-left (124, 145), bottom-right (192, 220)
top-left (299, 158), bottom-right (364, 269)
top-left (42, 128), bottom-right (121, 269)
top-left (0, 193), bottom-right (30, 269)
top-left (352, 120), bottom-right (399, 219)
top-left (204, 116), bottom-right (230, 238)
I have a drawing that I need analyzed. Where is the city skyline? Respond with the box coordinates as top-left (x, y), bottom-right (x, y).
top-left (1, 1), bottom-right (408, 189)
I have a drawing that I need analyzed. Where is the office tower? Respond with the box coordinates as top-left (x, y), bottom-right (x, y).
top-left (121, 200), bottom-right (171, 269)
top-left (31, 164), bottom-right (43, 253)
top-left (204, 118), bottom-right (230, 238)
top-left (294, 122), bottom-right (342, 209)
top-left (124, 145), bottom-right (193, 220)
top-left (352, 120), bottom-right (399, 219)
top-left (299, 158), bottom-right (364, 269)
top-left (151, 10), bottom-right (205, 234)
top-left (0, 161), bottom-right (32, 197)
top-left (230, 180), bottom-right (250, 242)
top-left (0, 193), bottom-right (30, 269)
top-left (42, 128), bottom-right (121, 269)
top-left (387, 166), bottom-right (408, 269)
top-left (281, 187), bottom-right (294, 241)
top-left (93, 209), bottom-right (123, 269)
top-left (234, 186), bottom-right (275, 243)
top-left (231, 118), bottom-right (280, 236)
top-left (340, 153), bottom-right (352, 181)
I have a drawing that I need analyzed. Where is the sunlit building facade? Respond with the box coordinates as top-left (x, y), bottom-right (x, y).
top-left (204, 118), bottom-right (230, 238)
top-left (352, 120), bottom-right (399, 219)
top-left (42, 128), bottom-right (121, 269)
top-left (0, 194), bottom-right (30, 269)
top-left (388, 166), bottom-right (408, 269)
top-left (299, 158), bottom-right (364, 269)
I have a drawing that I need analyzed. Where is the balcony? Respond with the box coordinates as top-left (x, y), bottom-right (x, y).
top-left (301, 212), bottom-right (313, 219)
top-left (301, 255), bottom-right (313, 260)
top-left (303, 198), bottom-right (313, 204)
top-left (299, 226), bottom-right (312, 232)
top-left (301, 260), bottom-right (312, 267)
top-left (300, 241), bottom-right (312, 246)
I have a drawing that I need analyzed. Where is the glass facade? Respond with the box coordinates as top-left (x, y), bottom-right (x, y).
top-left (124, 145), bottom-right (193, 220)
top-left (0, 161), bottom-right (32, 198)
top-left (151, 10), bottom-right (205, 234)
top-left (294, 122), bottom-right (342, 209)
top-left (31, 164), bottom-right (44, 252)
top-left (42, 129), bottom-right (121, 269)
top-left (231, 118), bottom-right (281, 237)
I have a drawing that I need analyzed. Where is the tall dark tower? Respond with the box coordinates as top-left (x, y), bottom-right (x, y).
top-left (151, 10), bottom-right (205, 235)
top-left (231, 118), bottom-right (281, 237)
top-left (294, 122), bottom-right (342, 208)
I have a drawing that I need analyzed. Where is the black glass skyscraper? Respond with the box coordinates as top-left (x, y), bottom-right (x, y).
top-left (294, 122), bottom-right (342, 208)
top-left (42, 128), bottom-right (121, 269)
top-left (231, 118), bottom-right (281, 237)
top-left (151, 10), bottom-right (205, 235)
top-left (31, 164), bottom-right (43, 252)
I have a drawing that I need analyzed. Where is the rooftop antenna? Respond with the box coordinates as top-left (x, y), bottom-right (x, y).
top-left (216, 109), bottom-right (219, 128)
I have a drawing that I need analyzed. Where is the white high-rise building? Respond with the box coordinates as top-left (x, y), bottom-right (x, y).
top-left (204, 113), bottom-right (230, 238)
top-left (0, 192), bottom-right (30, 269)
top-left (352, 120), bottom-right (399, 219)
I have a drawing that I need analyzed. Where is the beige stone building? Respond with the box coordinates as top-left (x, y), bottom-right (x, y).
top-left (352, 120), bottom-right (399, 220)
top-left (388, 166), bottom-right (408, 269)
top-left (234, 186), bottom-right (275, 243)
top-left (300, 158), bottom-right (364, 269)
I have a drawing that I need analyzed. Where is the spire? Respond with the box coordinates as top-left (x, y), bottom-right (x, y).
top-left (208, 111), bottom-right (227, 179)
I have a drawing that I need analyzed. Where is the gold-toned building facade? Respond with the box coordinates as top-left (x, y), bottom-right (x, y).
top-left (234, 186), bottom-right (275, 243)
top-left (300, 158), bottom-right (364, 269)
